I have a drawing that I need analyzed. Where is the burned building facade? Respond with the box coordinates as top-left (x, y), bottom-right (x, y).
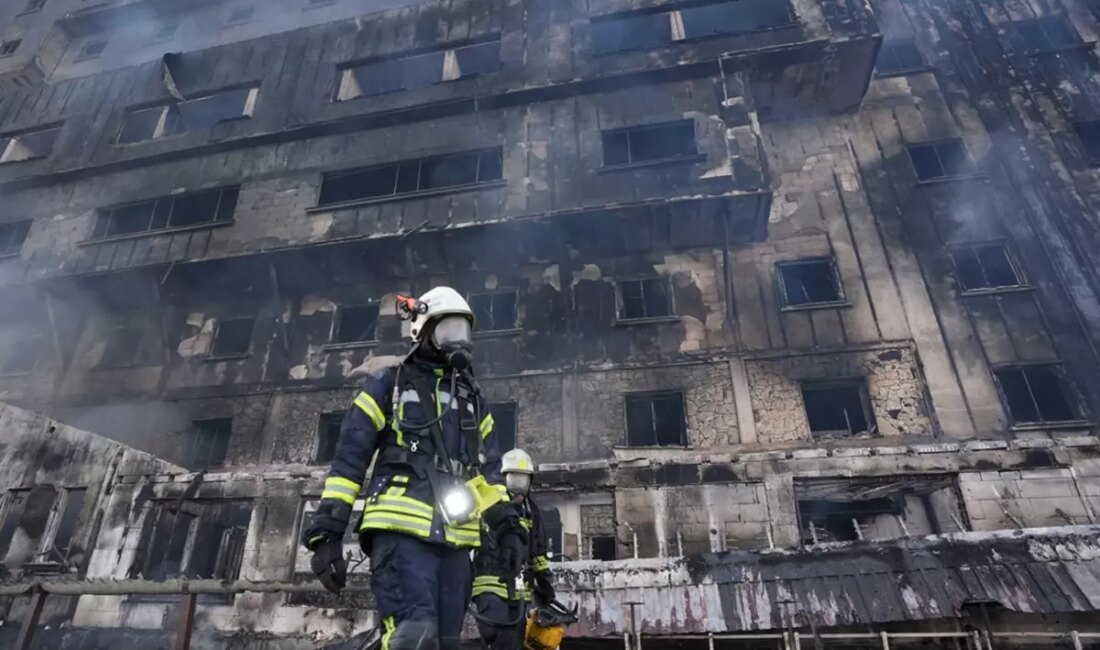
top-left (2, 0), bottom-right (1100, 646)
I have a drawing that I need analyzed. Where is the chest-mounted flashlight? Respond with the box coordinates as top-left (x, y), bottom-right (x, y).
top-left (439, 475), bottom-right (505, 526)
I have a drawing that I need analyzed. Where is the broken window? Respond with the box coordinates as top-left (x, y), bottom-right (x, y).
top-left (40, 488), bottom-right (86, 564)
top-left (951, 243), bottom-right (1022, 291)
top-left (331, 304), bottom-right (379, 344)
top-left (591, 11), bottom-right (672, 54)
top-left (0, 322), bottom-right (44, 374)
top-left (590, 535), bottom-right (617, 561)
top-left (92, 187), bottom-right (239, 239)
top-left (211, 317), bottom-right (254, 357)
top-left (0, 221), bottom-right (30, 256)
top-left (602, 120), bottom-right (696, 166)
top-left (226, 5), bottom-right (255, 24)
top-left (316, 412), bottom-right (343, 464)
top-left (1017, 17), bottom-right (1077, 51)
top-left (78, 39), bottom-right (107, 60)
top-left (907, 140), bottom-right (973, 180)
top-left (796, 477), bottom-right (967, 545)
top-left (994, 365), bottom-right (1076, 425)
top-left (618, 278), bottom-right (673, 320)
top-left (777, 258), bottom-right (844, 307)
top-left (99, 315), bottom-right (157, 368)
top-left (0, 40), bottom-right (22, 57)
top-left (0, 125), bottom-right (61, 164)
top-left (141, 500), bottom-right (251, 582)
top-left (591, 0), bottom-right (788, 54)
top-left (801, 380), bottom-right (874, 437)
top-left (489, 402), bottom-right (517, 452)
top-left (318, 148), bottom-right (502, 206)
top-left (680, 0), bottom-right (791, 40)
top-left (184, 418), bottom-right (233, 468)
top-left (117, 87), bottom-right (257, 144)
top-left (875, 40), bottom-right (925, 75)
top-left (0, 486), bottom-right (57, 567)
top-left (470, 290), bottom-right (518, 331)
top-left (336, 39), bottom-right (502, 101)
top-left (625, 391), bottom-right (686, 447)
top-left (1075, 122), bottom-right (1100, 165)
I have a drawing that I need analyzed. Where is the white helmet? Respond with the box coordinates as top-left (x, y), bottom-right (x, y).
top-left (409, 286), bottom-right (475, 344)
top-left (502, 449), bottom-right (534, 475)
top-left (502, 448), bottom-right (534, 495)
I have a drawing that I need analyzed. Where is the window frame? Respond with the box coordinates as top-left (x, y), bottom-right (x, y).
top-left (775, 257), bottom-right (848, 310)
top-left (209, 317), bottom-right (255, 360)
top-left (87, 186), bottom-right (240, 243)
top-left (1015, 16), bottom-right (1081, 53)
top-left (1074, 121), bottom-right (1100, 167)
top-left (991, 362), bottom-right (1083, 428)
top-left (136, 499), bottom-right (251, 595)
top-left (76, 39), bottom-right (108, 61)
top-left (615, 276), bottom-right (677, 323)
top-left (149, 22), bottom-right (180, 43)
top-left (874, 40), bottom-right (929, 78)
top-left (906, 138), bottom-right (977, 182)
top-left (314, 412), bottom-right (344, 464)
top-left (488, 401), bottom-right (518, 452)
top-left (0, 39), bottom-right (23, 58)
top-left (469, 289), bottom-right (521, 334)
top-left (315, 147), bottom-right (505, 209)
top-left (589, 0), bottom-right (795, 56)
top-left (326, 302), bottom-right (381, 348)
top-left (600, 119), bottom-right (700, 169)
top-left (0, 221), bottom-right (31, 258)
top-left (185, 418), bottom-right (234, 469)
top-left (96, 311), bottom-right (159, 369)
top-left (800, 378), bottom-right (876, 438)
top-left (334, 36), bottom-right (503, 102)
top-left (115, 85), bottom-right (259, 146)
top-left (0, 123), bottom-right (63, 165)
top-left (948, 240), bottom-right (1027, 295)
top-left (34, 486), bottom-right (87, 566)
top-left (623, 390), bottom-right (688, 448)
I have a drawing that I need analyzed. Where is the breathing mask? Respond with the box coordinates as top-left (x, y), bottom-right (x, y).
top-left (431, 315), bottom-right (473, 370)
top-left (506, 472), bottom-right (532, 496)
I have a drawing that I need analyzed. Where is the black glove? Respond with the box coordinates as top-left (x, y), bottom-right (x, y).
top-left (532, 570), bottom-right (555, 603)
top-left (498, 530), bottom-right (527, 580)
top-left (482, 501), bottom-right (520, 530)
top-left (310, 539), bottom-right (347, 595)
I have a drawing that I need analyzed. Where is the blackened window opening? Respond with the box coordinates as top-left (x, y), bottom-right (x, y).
top-left (541, 507), bottom-right (564, 560)
top-left (337, 39), bottom-right (502, 100)
top-left (316, 413), bottom-right (343, 464)
top-left (319, 148), bottom-right (503, 206)
top-left (79, 40), bottom-right (107, 59)
top-left (333, 304), bottom-right (379, 344)
top-left (99, 316), bottom-right (157, 368)
top-left (185, 418), bottom-right (233, 469)
top-left (211, 317), bottom-right (254, 357)
top-left (603, 120), bottom-right (696, 166)
top-left (590, 535), bottom-right (617, 561)
top-left (591, 0), bottom-right (789, 54)
top-left (952, 244), bottom-right (1021, 291)
top-left (92, 187), bottom-right (239, 239)
top-left (0, 490), bottom-right (29, 561)
top-left (802, 381), bottom-right (872, 437)
top-left (471, 291), bottom-right (518, 331)
top-left (908, 140), bottom-right (972, 180)
top-left (876, 41), bottom-right (925, 75)
top-left (625, 392), bottom-right (686, 447)
top-left (117, 88), bottom-right (256, 144)
top-left (0, 40), bottom-right (21, 57)
top-left (778, 259), bottom-right (842, 306)
top-left (1076, 123), bottom-right (1100, 165)
top-left (994, 365), bottom-right (1076, 424)
top-left (142, 501), bottom-right (250, 583)
top-left (0, 486), bottom-right (55, 566)
top-left (489, 402), bottom-right (518, 452)
top-left (1, 125), bottom-right (62, 164)
top-left (799, 497), bottom-right (902, 543)
top-left (0, 222), bottom-right (29, 256)
top-left (45, 488), bottom-right (86, 562)
top-left (1017, 17), bottom-right (1077, 51)
top-left (619, 278), bottom-right (673, 320)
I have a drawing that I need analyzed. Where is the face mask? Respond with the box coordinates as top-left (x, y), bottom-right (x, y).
top-left (505, 473), bottom-right (531, 495)
top-left (431, 315), bottom-right (473, 369)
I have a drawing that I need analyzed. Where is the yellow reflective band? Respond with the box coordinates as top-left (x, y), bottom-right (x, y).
top-left (322, 477), bottom-right (361, 505)
top-left (360, 513), bottom-right (433, 536)
top-left (472, 575), bottom-right (510, 597)
top-left (365, 503), bottom-right (434, 523)
top-left (382, 616), bottom-right (395, 650)
top-left (518, 458), bottom-right (531, 470)
top-left (354, 392), bottom-right (386, 431)
top-left (533, 556), bottom-right (550, 571)
top-left (373, 495), bottom-right (435, 517)
top-left (520, 518), bottom-right (532, 530)
top-left (479, 414), bottom-right (494, 439)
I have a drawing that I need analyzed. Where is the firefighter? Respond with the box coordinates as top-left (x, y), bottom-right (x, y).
top-left (473, 448), bottom-right (556, 650)
top-left (302, 286), bottom-right (524, 650)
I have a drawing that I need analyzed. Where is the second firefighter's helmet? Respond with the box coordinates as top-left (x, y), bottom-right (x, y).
top-left (502, 448), bottom-right (535, 495)
top-left (409, 286), bottom-right (475, 343)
